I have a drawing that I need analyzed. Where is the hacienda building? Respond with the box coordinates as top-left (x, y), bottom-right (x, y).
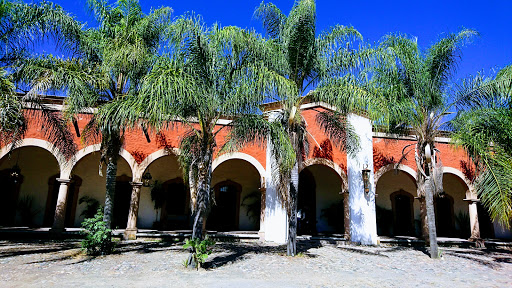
top-left (0, 96), bottom-right (510, 244)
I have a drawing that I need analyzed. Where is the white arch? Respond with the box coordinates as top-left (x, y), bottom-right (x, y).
top-left (133, 148), bottom-right (181, 181)
top-left (212, 152), bottom-right (266, 186)
top-left (0, 138), bottom-right (66, 176)
top-left (443, 166), bottom-right (475, 198)
top-left (61, 144), bottom-right (137, 179)
top-left (374, 163), bottom-right (417, 187)
top-left (300, 157), bottom-right (348, 192)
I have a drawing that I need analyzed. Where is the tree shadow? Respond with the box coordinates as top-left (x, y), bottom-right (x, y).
top-left (0, 241), bottom-right (79, 258)
top-left (203, 240), bottom-right (321, 269)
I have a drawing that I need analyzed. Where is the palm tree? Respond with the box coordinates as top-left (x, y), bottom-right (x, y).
top-left (451, 65), bottom-right (512, 228)
top-left (224, 0), bottom-right (365, 256)
top-left (14, 0), bottom-right (171, 228)
top-left (98, 14), bottom-right (279, 247)
top-left (370, 29), bottom-right (477, 258)
top-left (1, 0), bottom-right (81, 159)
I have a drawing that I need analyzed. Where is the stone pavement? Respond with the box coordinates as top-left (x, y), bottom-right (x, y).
top-left (0, 240), bottom-right (511, 287)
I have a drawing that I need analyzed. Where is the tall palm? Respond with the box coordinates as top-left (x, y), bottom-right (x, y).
top-left (15, 0), bottom-right (171, 228)
top-left (370, 29), bottom-right (477, 258)
top-left (225, 0), bottom-right (365, 256)
top-left (98, 14), bottom-right (278, 248)
top-left (451, 65), bottom-right (512, 227)
top-left (1, 0), bottom-right (81, 159)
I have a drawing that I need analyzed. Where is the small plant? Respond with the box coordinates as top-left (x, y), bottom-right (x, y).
top-left (79, 196), bottom-right (101, 219)
top-left (241, 191), bottom-right (261, 224)
top-left (183, 237), bottom-right (215, 270)
top-left (81, 208), bottom-right (114, 255)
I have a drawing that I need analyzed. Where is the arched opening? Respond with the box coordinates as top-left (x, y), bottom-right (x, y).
top-left (375, 168), bottom-right (418, 236)
top-left (211, 159), bottom-right (262, 231)
top-left (44, 175), bottom-right (82, 227)
top-left (390, 190), bottom-right (414, 236)
top-left (0, 147), bottom-right (60, 227)
top-left (139, 153), bottom-right (184, 229)
top-left (298, 164), bottom-right (344, 235)
top-left (208, 180), bottom-right (241, 231)
top-left (71, 151), bottom-right (133, 227)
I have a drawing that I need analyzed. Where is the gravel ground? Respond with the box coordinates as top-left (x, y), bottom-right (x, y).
top-left (0, 239), bottom-right (511, 288)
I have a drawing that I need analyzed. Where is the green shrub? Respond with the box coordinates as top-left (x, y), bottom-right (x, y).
top-left (80, 208), bottom-right (114, 255)
top-left (183, 237), bottom-right (215, 270)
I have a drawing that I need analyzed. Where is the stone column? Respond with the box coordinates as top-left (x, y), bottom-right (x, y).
top-left (347, 114), bottom-right (378, 245)
top-left (464, 198), bottom-right (481, 241)
top-left (50, 178), bottom-right (71, 232)
top-left (264, 112), bottom-right (288, 244)
top-left (124, 182), bottom-right (143, 240)
top-left (342, 191), bottom-right (350, 240)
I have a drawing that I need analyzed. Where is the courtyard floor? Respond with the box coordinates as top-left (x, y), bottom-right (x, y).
top-left (0, 239), bottom-right (511, 287)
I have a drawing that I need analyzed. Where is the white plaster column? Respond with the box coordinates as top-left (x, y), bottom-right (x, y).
top-left (464, 198), bottom-right (481, 240)
top-left (264, 112), bottom-right (288, 244)
top-left (342, 191), bottom-right (350, 240)
top-left (50, 178), bottom-right (71, 232)
top-left (347, 114), bottom-right (378, 245)
top-left (258, 186), bottom-right (266, 240)
top-left (124, 181), bottom-right (143, 240)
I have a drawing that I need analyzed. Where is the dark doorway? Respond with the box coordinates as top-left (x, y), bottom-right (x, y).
top-left (208, 181), bottom-right (241, 231)
top-left (0, 169), bottom-right (23, 226)
top-left (112, 175), bottom-right (132, 229)
top-left (160, 178), bottom-right (189, 230)
top-left (435, 195), bottom-right (454, 237)
top-left (44, 175), bottom-right (82, 227)
top-left (298, 168), bottom-right (316, 235)
top-left (391, 190), bottom-right (414, 236)
top-left (477, 203), bottom-right (495, 239)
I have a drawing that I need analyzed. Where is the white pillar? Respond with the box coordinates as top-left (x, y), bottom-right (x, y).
top-left (264, 112), bottom-right (288, 243)
top-left (50, 178), bottom-right (71, 232)
top-left (347, 114), bottom-right (378, 245)
top-left (464, 198), bottom-right (481, 240)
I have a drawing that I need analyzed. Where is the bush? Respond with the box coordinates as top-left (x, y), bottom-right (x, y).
top-left (81, 208), bottom-right (114, 255)
top-left (183, 237), bottom-right (215, 270)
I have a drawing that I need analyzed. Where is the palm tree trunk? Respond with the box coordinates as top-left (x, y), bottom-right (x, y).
top-left (187, 145), bottom-right (213, 268)
top-left (103, 156), bottom-right (118, 228)
top-left (287, 163), bottom-right (299, 256)
top-left (424, 175), bottom-right (439, 258)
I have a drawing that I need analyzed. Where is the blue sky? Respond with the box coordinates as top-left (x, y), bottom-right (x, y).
top-left (33, 0), bottom-right (512, 80)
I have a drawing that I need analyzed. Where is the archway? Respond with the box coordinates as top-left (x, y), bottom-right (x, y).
top-left (138, 152), bottom-right (183, 229)
top-left (299, 163), bottom-right (344, 235)
top-left (70, 151), bottom-right (133, 227)
top-left (0, 146), bottom-right (60, 227)
top-left (211, 158), bottom-right (262, 231)
top-left (375, 166), bottom-right (417, 236)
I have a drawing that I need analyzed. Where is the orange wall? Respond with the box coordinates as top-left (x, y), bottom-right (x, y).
top-left (16, 108), bottom-right (471, 176)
